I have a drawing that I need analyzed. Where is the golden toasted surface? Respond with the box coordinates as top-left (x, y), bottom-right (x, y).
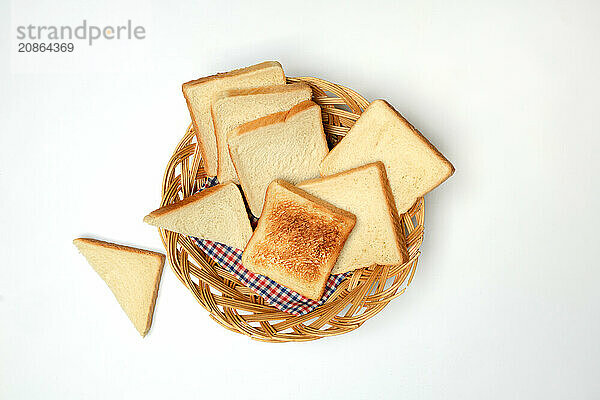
top-left (249, 200), bottom-right (348, 283)
top-left (242, 180), bottom-right (355, 300)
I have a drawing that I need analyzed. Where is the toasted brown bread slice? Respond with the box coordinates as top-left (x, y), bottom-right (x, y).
top-left (73, 238), bottom-right (165, 337)
top-left (242, 180), bottom-right (356, 300)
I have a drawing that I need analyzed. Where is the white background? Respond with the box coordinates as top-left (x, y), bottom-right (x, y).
top-left (2, 0), bottom-right (599, 398)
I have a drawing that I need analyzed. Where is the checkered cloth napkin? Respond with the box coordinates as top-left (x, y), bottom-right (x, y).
top-left (190, 177), bottom-right (347, 316)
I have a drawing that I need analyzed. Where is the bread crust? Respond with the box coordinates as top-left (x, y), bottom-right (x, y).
top-left (211, 106), bottom-right (231, 182)
top-left (181, 61), bottom-right (285, 176)
top-left (213, 82), bottom-right (311, 103)
top-left (182, 61), bottom-right (282, 89)
top-left (73, 238), bottom-right (165, 336)
top-left (182, 97), bottom-right (211, 174)
top-left (374, 162), bottom-right (409, 264)
top-left (73, 238), bottom-right (166, 260)
top-left (143, 182), bottom-right (235, 220)
top-left (232, 100), bottom-right (318, 137)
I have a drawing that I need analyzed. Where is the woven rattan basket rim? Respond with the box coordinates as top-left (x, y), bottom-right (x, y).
top-left (157, 76), bottom-right (425, 342)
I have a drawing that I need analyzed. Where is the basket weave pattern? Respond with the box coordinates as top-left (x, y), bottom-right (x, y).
top-left (158, 77), bottom-right (425, 342)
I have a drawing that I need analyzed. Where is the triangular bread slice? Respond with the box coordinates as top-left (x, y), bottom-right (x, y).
top-left (182, 61), bottom-right (286, 176)
top-left (242, 180), bottom-right (356, 300)
top-left (297, 162), bottom-right (408, 274)
top-left (73, 238), bottom-right (165, 337)
top-left (212, 83), bottom-right (312, 184)
top-left (228, 100), bottom-right (329, 217)
top-left (320, 100), bottom-right (455, 213)
top-left (143, 182), bottom-right (252, 250)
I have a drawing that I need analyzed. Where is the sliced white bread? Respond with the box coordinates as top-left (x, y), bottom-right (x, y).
top-left (297, 162), bottom-right (408, 274)
top-left (228, 100), bottom-right (329, 216)
top-left (212, 83), bottom-right (312, 184)
top-left (320, 100), bottom-right (455, 213)
top-left (182, 61), bottom-right (286, 176)
top-left (242, 180), bottom-right (356, 300)
top-left (143, 182), bottom-right (252, 250)
top-left (73, 238), bottom-right (165, 337)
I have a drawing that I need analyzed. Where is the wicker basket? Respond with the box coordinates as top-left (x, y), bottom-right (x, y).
top-left (157, 77), bottom-right (424, 342)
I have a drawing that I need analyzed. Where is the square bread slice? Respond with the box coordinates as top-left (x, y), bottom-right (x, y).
top-left (143, 182), bottom-right (252, 250)
top-left (73, 238), bottom-right (165, 337)
top-left (212, 83), bottom-right (312, 184)
top-left (182, 61), bottom-right (286, 176)
top-left (242, 180), bottom-right (356, 301)
top-left (228, 100), bottom-right (329, 217)
top-left (297, 162), bottom-right (408, 274)
top-left (320, 100), bottom-right (455, 213)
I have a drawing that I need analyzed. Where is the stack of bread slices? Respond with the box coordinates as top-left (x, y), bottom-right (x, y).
top-left (144, 61), bottom-right (454, 302)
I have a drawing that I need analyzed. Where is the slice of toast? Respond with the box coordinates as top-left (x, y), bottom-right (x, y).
top-left (143, 182), bottom-right (252, 250)
top-left (73, 238), bottom-right (165, 337)
top-left (182, 61), bottom-right (286, 176)
top-left (212, 83), bottom-right (312, 184)
top-left (320, 100), bottom-right (455, 213)
top-left (297, 162), bottom-right (408, 274)
top-left (228, 100), bottom-right (329, 216)
top-left (242, 180), bottom-right (356, 301)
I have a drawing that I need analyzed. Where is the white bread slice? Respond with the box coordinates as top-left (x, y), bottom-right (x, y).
top-left (143, 182), bottom-right (252, 250)
top-left (297, 162), bottom-right (408, 274)
top-left (228, 100), bottom-right (329, 216)
top-left (212, 83), bottom-right (312, 184)
top-left (242, 180), bottom-right (356, 300)
top-left (73, 238), bottom-right (165, 337)
top-left (320, 100), bottom-right (455, 213)
top-left (182, 61), bottom-right (286, 176)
